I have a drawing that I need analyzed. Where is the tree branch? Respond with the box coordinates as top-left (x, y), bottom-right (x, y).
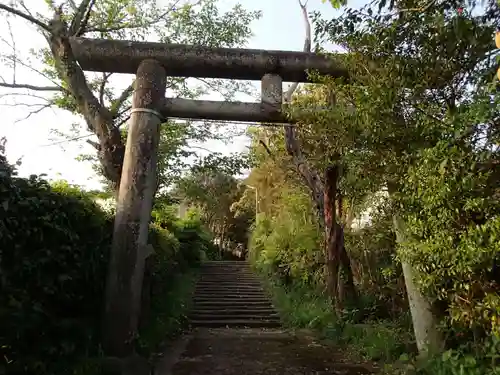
top-left (0, 82), bottom-right (62, 91)
top-left (1, 50), bottom-right (67, 91)
top-left (282, 0), bottom-right (325, 225)
top-left (99, 73), bottom-right (112, 105)
top-left (14, 102), bottom-right (53, 123)
top-left (110, 82), bottom-right (134, 116)
top-left (0, 92), bottom-right (54, 103)
top-left (399, 0), bottom-right (437, 13)
top-left (17, 0), bottom-right (34, 17)
top-left (259, 140), bottom-right (273, 156)
top-left (284, 0), bottom-right (311, 103)
top-left (84, 0), bottom-right (182, 34)
top-left (4, 16), bottom-right (16, 84)
top-left (115, 105), bottom-right (132, 119)
top-left (70, 0), bottom-right (97, 36)
top-left (86, 139), bottom-right (100, 150)
top-left (115, 116), bottom-right (130, 128)
top-left (0, 4), bottom-right (51, 32)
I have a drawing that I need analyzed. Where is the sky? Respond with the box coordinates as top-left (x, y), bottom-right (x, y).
top-left (0, 0), bottom-right (365, 190)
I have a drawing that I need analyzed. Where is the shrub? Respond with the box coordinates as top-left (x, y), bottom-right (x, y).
top-left (174, 216), bottom-right (219, 262)
top-left (149, 223), bottom-right (181, 277)
top-left (138, 223), bottom-right (198, 355)
top-left (0, 172), bottom-right (112, 374)
top-left (398, 142), bottom-right (500, 339)
top-left (417, 337), bottom-right (500, 375)
top-left (0, 145), bottom-right (216, 374)
top-left (344, 202), bottom-right (406, 320)
top-left (249, 188), bottom-right (324, 287)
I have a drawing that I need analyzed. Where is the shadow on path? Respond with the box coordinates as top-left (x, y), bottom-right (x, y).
top-left (156, 328), bottom-right (374, 375)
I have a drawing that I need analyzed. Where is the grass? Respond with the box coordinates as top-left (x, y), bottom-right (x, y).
top-left (137, 268), bottom-right (199, 358)
top-left (257, 269), bottom-right (412, 364)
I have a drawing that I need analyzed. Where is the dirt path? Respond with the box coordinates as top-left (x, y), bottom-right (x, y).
top-left (155, 328), bottom-right (374, 375)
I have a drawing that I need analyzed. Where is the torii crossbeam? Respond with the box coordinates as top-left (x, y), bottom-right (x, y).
top-left (70, 37), bottom-right (348, 81)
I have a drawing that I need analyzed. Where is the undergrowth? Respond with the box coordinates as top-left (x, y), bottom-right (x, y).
top-left (137, 269), bottom-right (199, 357)
top-left (259, 273), bottom-right (412, 364)
top-left (256, 264), bottom-right (500, 375)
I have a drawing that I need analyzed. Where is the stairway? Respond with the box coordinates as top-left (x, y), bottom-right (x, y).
top-left (189, 261), bottom-right (281, 328)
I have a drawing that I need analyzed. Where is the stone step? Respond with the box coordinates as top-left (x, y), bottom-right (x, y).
top-left (193, 298), bottom-right (274, 310)
top-left (193, 300), bottom-right (274, 307)
top-left (195, 281), bottom-right (263, 287)
top-left (202, 260), bottom-right (249, 265)
top-left (201, 266), bottom-right (251, 268)
top-left (190, 313), bottom-right (280, 321)
top-left (192, 300), bottom-right (274, 311)
top-left (194, 291), bottom-right (266, 296)
top-left (197, 280), bottom-right (260, 285)
top-left (191, 311), bottom-right (279, 318)
top-left (190, 319), bottom-right (281, 328)
top-left (195, 287), bottom-right (265, 293)
top-left (201, 268), bottom-right (251, 272)
top-left (194, 294), bottom-right (269, 300)
top-left (195, 286), bottom-right (263, 291)
top-left (194, 297), bottom-right (269, 302)
top-left (202, 262), bottom-right (249, 264)
top-left (190, 261), bottom-right (280, 329)
top-left (201, 266), bottom-right (250, 269)
top-left (195, 294), bottom-right (267, 299)
top-left (197, 274), bottom-right (256, 278)
top-left (197, 280), bottom-right (258, 284)
top-left (198, 277), bottom-right (256, 280)
top-left (195, 288), bottom-right (264, 293)
top-left (199, 268), bottom-right (252, 271)
top-left (198, 274), bottom-right (256, 278)
top-left (198, 281), bottom-right (258, 284)
top-left (195, 290), bottom-right (267, 295)
top-left (202, 268), bottom-right (251, 270)
top-left (191, 308), bottom-right (277, 315)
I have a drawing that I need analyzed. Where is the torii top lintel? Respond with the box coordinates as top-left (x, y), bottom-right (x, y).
top-left (70, 37), bottom-right (348, 82)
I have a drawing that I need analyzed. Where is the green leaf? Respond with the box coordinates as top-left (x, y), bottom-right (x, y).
top-left (438, 158), bottom-right (448, 174)
top-left (322, 0), bottom-right (347, 9)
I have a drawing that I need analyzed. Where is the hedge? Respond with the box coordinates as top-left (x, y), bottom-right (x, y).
top-left (0, 152), bottom-right (211, 375)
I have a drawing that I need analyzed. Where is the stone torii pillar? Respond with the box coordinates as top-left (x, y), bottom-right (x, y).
top-left (261, 73), bottom-right (283, 114)
top-left (103, 59), bottom-right (166, 357)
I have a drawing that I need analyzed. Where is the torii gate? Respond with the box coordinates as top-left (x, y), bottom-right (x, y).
top-left (70, 37), bottom-right (347, 356)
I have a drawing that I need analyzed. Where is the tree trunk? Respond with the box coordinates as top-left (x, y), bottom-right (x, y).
top-left (392, 214), bottom-right (443, 358)
top-left (324, 166), bottom-right (357, 312)
top-left (47, 15), bottom-right (125, 188)
top-left (326, 229), bottom-right (342, 313)
top-left (337, 223), bottom-right (357, 306)
top-left (324, 166), bottom-right (340, 306)
top-left (336, 192), bottom-right (357, 304)
top-left (284, 125), bottom-right (325, 222)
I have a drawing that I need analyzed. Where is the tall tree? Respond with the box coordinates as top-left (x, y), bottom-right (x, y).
top-left (314, 0), bottom-right (499, 356)
top-left (172, 152), bottom-right (250, 251)
top-left (278, 0), bottom-right (358, 309)
top-left (0, 0), bottom-right (261, 189)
